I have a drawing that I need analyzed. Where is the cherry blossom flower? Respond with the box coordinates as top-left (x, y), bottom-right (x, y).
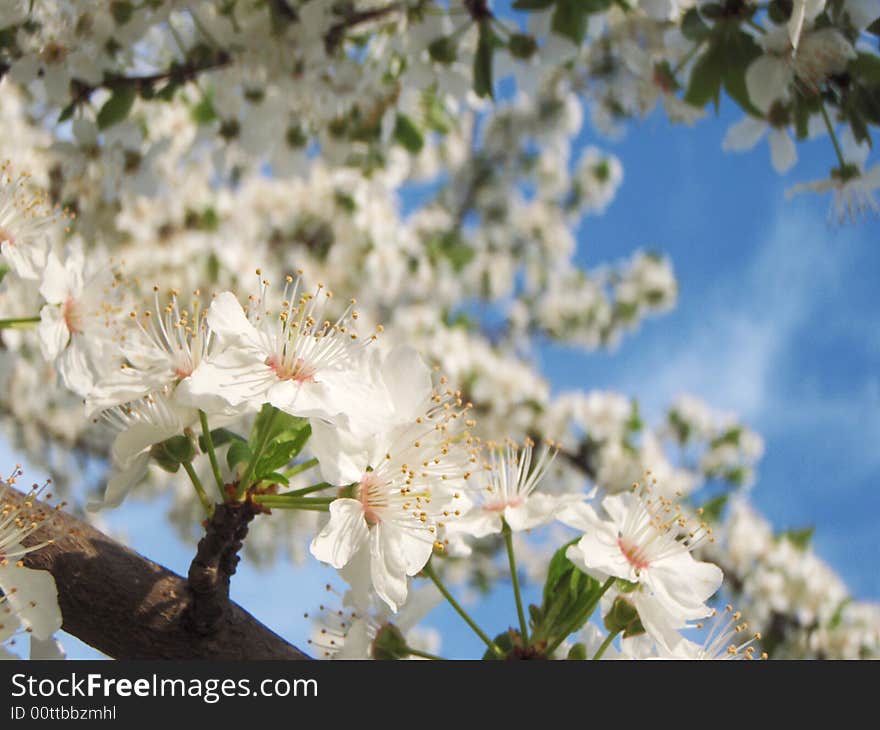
top-left (37, 244), bottom-right (124, 396)
top-left (0, 469), bottom-right (63, 657)
top-left (186, 273), bottom-right (380, 423)
top-left (0, 164), bottom-right (54, 281)
top-left (309, 348), bottom-right (475, 611)
top-left (559, 482), bottom-right (723, 651)
top-left (449, 438), bottom-right (578, 542)
top-left (90, 391), bottom-right (195, 510)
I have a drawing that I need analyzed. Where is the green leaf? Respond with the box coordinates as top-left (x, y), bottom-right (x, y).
top-left (473, 22), bottom-right (496, 99)
top-left (111, 0), bottom-right (134, 25)
top-left (427, 35), bottom-right (457, 65)
top-left (850, 52), bottom-right (880, 85)
top-left (393, 113), bottom-right (424, 154)
top-left (508, 33), bottom-right (538, 60)
top-left (551, 0), bottom-right (589, 46)
top-left (512, 0), bottom-right (555, 9)
top-left (780, 526), bottom-right (815, 550)
top-left (681, 8), bottom-right (711, 42)
top-left (255, 422), bottom-right (312, 477)
top-left (566, 643), bottom-right (587, 660)
top-left (198, 427), bottom-right (245, 452)
top-left (684, 47), bottom-right (723, 110)
top-left (698, 493), bottom-right (729, 523)
top-left (532, 540), bottom-right (601, 644)
top-left (191, 93), bottom-right (218, 125)
top-left (97, 87), bottom-right (136, 129)
top-left (259, 471), bottom-right (290, 486)
top-left (721, 30), bottom-right (762, 116)
top-left (57, 102), bottom-right (77, 124)
top-left (227, 440), bottom-right (253, 472)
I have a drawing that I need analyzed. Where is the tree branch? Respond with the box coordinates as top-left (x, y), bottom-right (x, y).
top-left (10, 488), bottom-right (310, 660)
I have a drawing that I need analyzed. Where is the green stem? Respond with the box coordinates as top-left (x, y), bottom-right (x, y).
top-left (182, 461), bottom-right (213, 516)
top-left (199, 410), bottom-right (225, 498)
top-left (406, 647), bottom-right (445, 660)
top-left (545, 576), bottom-right (615, 656)
top-left (283, 458), bottom-right (320, 479)
top-left (819, 99), bottom-right (848, 170)
top-left (592, 628), bottom-right (621, 660)
top-left (237, 408), bottom-right (279, 498)
top-left (422, 561), bottom-right (503, 658)
top-left (282, 481), bottom-right (332, 498)
top-left (0, 316), bottom-right (40, 330)
top-left (251, 495), bottom-right (332, 510)
top-left (502, 521), bottom-right (529, 643)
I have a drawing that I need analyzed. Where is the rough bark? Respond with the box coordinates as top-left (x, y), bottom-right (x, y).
top-left (9, 488), bottom-right (310, 660)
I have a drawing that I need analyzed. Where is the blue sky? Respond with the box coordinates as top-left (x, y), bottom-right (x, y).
top-left (5, 94), bottom-right (880, 660)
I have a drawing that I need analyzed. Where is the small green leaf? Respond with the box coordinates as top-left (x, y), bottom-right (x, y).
top-left (684, 47), bottom-right (723, 110)
top-left (393, 113), bottom-right (424, 153)
top-left (850, 52), bottom-right (880, 85)
top-left (427, 36), bottom-right (457, 65)
top-left (97, 87), bottom-right (136, 129)
top-left (512, 0), bottom-right (555, 9)
top-left (57, 102), bottom-right (77, 124)
top-left (473, 22), bottom-right (496, 99)
top-left (508, 33), bottom-right (538, 60)
top-left (227, 440), bottom-right (253, 471)
top-left (604, 596), bottom-right (643, 637)
top-left (780, 526), bottom-right (814, 550)
top-left (566, 643), bottom-right (587, 660)
top-left (259, 471), bottom-right (290, 486)
top-left (198, 427), bottom-right (245, 452)
top-left (192, 94), bottom-right (218, 125)
top-left (681, 8), bottom-right (710, 41)
top-left (551, 0), bottom-right (589, 46)
top-left (111, 0), bottom-right (134, 25)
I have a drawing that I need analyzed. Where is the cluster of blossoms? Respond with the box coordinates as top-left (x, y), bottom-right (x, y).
top-left (0, 0), bottom-right (875, 660)
top-left (0, 467), bottom-right (64, 660)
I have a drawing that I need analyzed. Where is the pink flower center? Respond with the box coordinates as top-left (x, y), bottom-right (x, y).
top-left (63, 297), bottom-right (83, 334)
top-left (484, 496), bottom-right (522, 513)
top-left (265, 354), bottom-right (316, 382)
top-left (617, 537), bottom-right (650, 572)
top-left (357, 473), bottom-right (383, 526)
top-left (0, 227), bottom-right (13, 245)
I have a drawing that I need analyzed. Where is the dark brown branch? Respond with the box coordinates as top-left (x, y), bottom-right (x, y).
top-left (186, 500), bottom-right (259, 636)
top-left (11, 489), bottom-right (310, 660)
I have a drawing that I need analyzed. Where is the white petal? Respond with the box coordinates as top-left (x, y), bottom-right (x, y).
top-left (504, 493), bottom-right (561, 531)
top-left (308, 418), bottom-right (370, 486)
top-left (0, 564), bottom-right (62, 640)
top-left (380, 345), bottom-right (433, 420)
top-left (58, 338), bottom-right (95, 396)
top-left (37, 305), bottom-right (70, 361)
top-left (845, 0), bottom-right (880, 28)
top-left (206, 292), bottom-right (260, 346)
top-left (369, 525), bottom-right (409, 612)
top-left (745, 56), bottom-right (791, 113)
top-left (769, 128), bottom-right (797, 173)
top-left (722, 116), bottom-right (767, 152)
top-left (39, 251), bottom-right (70, 304)
top-left (309, 499), bottom-right (370, 570)
top-left (92, 452), bottom-right (150, 510)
